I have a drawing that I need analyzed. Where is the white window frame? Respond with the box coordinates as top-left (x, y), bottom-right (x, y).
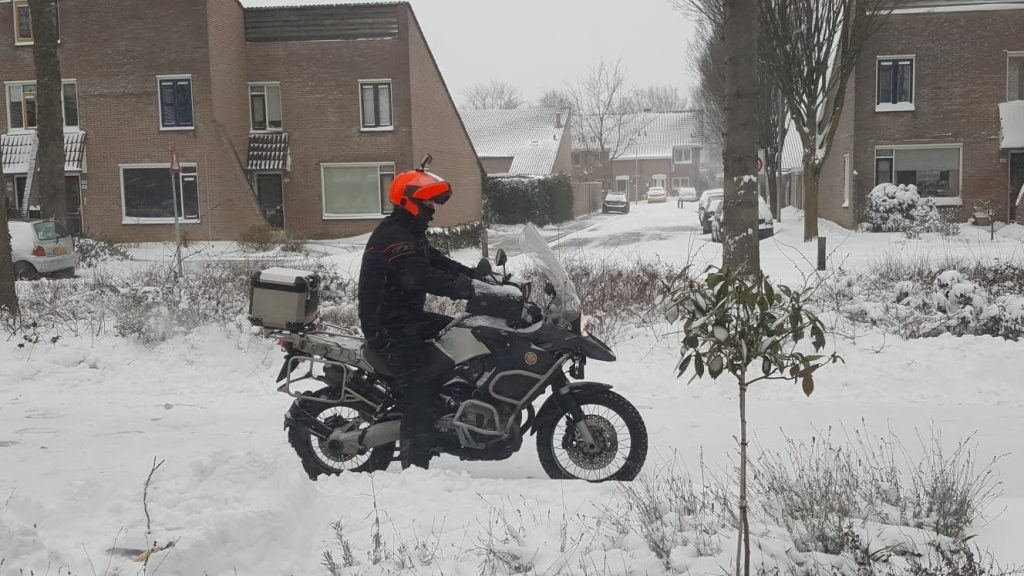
top-left (248, 82), bottom-right (282, 132)
top-left (321, 162), bottom-right (395, 220)
top-left (673, 147), bottom-right (693, 164)
top-left (12, 0), bottom-right (59, 46)
top-left (156, 74), bottom-right (195, 131)
top-left (1008, 52), bottom-right (1024, 102)
top-left (358, 79), bottom-right (393, 132)
top-left (873, 144), bottom-right (963, 206)
top-left (4, 79), bottom-right (78, 132)
top-left (120, 163), bottom-right (201, 225)
top-left (876, 55), bottom-right (916, 112)
top-left (842, 153), bottom-right (851, 208)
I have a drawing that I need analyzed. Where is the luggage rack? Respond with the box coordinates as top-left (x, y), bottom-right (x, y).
top-left (267, 328), bottom-right (383, 409)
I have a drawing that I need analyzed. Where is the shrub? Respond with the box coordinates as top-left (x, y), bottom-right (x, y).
top-left (427, 221), bottom-right (485, 254)
top-left (483, 174), bottom-right (575, 226)
top-left (237, 223), bottom-right (275, 252)
top-left (864, 184), bottom-right (960, 237)
top-left (74, 237), bottom-right (133, 268)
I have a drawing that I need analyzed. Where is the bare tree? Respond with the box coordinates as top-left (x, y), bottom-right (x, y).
top-left (0, 198), bottom-right (17, 316)
top-left (634, 85), bottom-right (689, 112)
top-left (462, 80), bottom-right (523, 110)
top-left (536, 89), bottom-right (572, 110)
top-left (759, 0), bottom-right (893, 240)
top-left (758, 68), bottom-right (787, 220)
top-left (688, 19), bottom-right (726, 150)
top-left (29, 0), bottom-right (66, 224)
top-left (567, 59), bottom-right (638, 188)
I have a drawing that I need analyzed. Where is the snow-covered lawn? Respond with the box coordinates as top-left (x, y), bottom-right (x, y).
top-left (2, 202), bottom-right (1023, 575)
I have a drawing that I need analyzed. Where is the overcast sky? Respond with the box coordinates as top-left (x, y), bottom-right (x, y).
top-left (239, 0), bottom-right (700, 106)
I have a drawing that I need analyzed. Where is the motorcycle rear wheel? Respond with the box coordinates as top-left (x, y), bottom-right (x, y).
top-left (287, 389), bottom-right (395, 480)
top-left (536, 389), bottom-right (647, 482)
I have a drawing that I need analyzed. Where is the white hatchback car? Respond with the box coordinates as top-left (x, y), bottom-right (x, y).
top-left (9, 219), bottom-right (77, 279)
top-left (646, 186), bottom-right (667, 203)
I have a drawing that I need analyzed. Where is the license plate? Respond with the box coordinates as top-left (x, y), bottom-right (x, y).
top-left (54, 247), bottom-right (67, 255)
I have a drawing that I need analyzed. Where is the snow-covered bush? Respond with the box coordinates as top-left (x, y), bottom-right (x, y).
top-left (864, 184), bottom-right (960, 237)
top-left (74, 237), bottom-right (133, 268)
top-left (817, 257), bottom-right (1024, 341)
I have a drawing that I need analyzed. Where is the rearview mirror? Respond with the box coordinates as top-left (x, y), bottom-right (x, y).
top-left (494, 249), bottom-right (507, 267)
top-left (418, 154), bottom-right (433, 171)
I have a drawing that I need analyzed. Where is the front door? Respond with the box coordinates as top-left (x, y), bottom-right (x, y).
top-left (65, 175), bottom-right (83, 235)
top-left (1011, 153), bottom-right (1024, 222)
top-left (256, 173), bottom-right (284, 229)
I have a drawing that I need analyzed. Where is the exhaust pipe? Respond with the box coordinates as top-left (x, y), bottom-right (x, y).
top-left (326, 420), bottom-right (401, 456)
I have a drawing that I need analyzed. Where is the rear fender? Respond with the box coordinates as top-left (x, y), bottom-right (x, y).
top-left (528, 381), bottom-right (613, 436)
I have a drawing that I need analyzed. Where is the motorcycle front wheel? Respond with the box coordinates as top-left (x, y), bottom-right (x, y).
top-left (536, 389), bottom-right (648, 482)
top-left (287, 389), bottom-right (395, 480)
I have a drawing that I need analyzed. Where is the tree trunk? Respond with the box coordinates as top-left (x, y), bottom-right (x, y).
top-left (29, 0), bottom-right (66, 225)
top-left (767, 164), bottom-right (780, 221)
top-left (739, 379), bottom-right (750, 576)
top-left (722, 0), bottom-right (760, 275)
top-left (802, 162), bottom-right (821, 241)
top-left (0, 198), bottom-right (18, 316)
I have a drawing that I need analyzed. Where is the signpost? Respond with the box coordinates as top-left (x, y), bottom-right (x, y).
top-left (169, 148), bottom-right (183, 277)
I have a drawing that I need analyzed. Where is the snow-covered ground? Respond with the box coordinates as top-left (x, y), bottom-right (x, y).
top-left (2, 202), bottom-right (1023, 575)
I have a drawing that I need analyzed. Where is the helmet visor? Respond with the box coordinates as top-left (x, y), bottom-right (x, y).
top-left (433, 189), bottom-right (452, 205)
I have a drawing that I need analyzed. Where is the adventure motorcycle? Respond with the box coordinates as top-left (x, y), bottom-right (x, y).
top-left (260, 224), bottom-right (648, 481)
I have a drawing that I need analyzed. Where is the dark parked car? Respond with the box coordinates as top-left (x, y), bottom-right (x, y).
top-left (602, 191), bottom-right (630, 214)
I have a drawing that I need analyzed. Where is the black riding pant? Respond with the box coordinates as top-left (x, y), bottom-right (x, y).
top-left (375, 313), bottom-right (453, 460)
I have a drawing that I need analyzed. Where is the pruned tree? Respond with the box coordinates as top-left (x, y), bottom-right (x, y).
top-left (634, 85), bottom-right (689, 112)
top-left (29, 0), bottom-right (66, 224)
top-left (536, 89), bottom-right (572, 110)
top-left (567, 59), bottom-right (639, 189)
top-left (462, 80), bottom-right (523, 110)
top-left (759, 0), bottom-right (895, 240)
top-left (0, 198), bottom-right (17, 316)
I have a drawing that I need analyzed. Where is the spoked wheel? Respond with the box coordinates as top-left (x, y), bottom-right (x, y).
top-left (536, 389), bottom-right (648, 482)
top-left (287, 391), bottom-right (395, 480)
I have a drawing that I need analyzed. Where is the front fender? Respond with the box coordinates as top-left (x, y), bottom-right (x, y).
top-left (528, 381), bottom-right (613, 436)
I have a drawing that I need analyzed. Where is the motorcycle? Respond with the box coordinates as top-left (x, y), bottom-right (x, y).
top-left (265, 224), bottom-right (648, 482)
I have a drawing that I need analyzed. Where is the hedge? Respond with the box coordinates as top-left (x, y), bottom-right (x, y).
top-left (427, 220), bottom-right (485, 254)
top-left (483, 174), bottom-right (574, 226)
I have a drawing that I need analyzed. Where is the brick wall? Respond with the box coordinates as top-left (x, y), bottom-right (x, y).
top-left (406, 7), bottom-right (482, 229)
top-left (818, 79), bottom-right (857, 229)
top-left (820, 8), bottom-right (1024, 227)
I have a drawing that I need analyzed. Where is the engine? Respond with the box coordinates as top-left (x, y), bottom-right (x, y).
top-left (435, 359), bottom-right (522, 452)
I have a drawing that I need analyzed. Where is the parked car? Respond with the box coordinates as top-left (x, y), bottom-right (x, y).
top-left (676, 187), bottom-right (698, 203)
top-left (602, 191), bottom-right (630, 214)
top-left (8, 219), bottom-right (77, 280)
top-left (710, 195), bottom-right (775, 243)
top-left (698, 188), bottom-right (724, 233)
top-left (646, 186), bottom-right (667, 203)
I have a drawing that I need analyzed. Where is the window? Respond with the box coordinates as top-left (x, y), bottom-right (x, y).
top-left (875, 146), bottom-right (961, 203)
top-left (359, 80), bottom-right (392, 130)
top-left (877, 57), bottom-right (914, 111)
top-left (13, 0), bottom-right (59, 45)
top-left (673, 147), bottom-right (693, 164)
top-left (672, 177), bottom-right (691, 189)
top-left (121, 164), bottom-right (200, 223)
top-left (6, 80), bottom-right (78, 130)
top-left (158, 76), bottom-right (194, 129)
top-left (321, 163), bottom-right (395, 218)
top-left (1009, 54), bottom-right (1024, 102)
top-left (249, 83), bottom-right (282, 131)
top-left (615, 175), bottom-right (629, 193)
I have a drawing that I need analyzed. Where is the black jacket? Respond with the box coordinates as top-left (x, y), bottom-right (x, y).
top-left (358, 210), bottom-right (474, 347)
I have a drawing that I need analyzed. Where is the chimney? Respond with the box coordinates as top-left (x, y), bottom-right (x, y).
top-left (555, 111), bottom-right (563, 128)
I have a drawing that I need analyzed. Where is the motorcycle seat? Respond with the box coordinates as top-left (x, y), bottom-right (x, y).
top-left (361, 345), bottom-right (396, 377)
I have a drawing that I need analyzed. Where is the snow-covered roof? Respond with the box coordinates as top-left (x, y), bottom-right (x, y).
top-left (781, 123), bottom-right (803, 173)
top-left (1, 131), bottom-right (87, 174)
top-left (891, 0), bottom-right (1024, 14)
top-left (572, 111), bottom-right (702, 159)
top-left (999, 100), bottom-right (1024, 149)
top-left (460, 107), bottom-right (570, 176)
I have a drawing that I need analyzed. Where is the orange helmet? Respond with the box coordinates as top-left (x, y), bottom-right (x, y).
top-left (389, 169), bottom-right (452, 217)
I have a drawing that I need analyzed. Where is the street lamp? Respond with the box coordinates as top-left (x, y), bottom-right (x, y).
top-left (634, 91), bottom-right (642, 206)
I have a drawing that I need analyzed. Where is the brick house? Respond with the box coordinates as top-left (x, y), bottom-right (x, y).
top-left (818, 0), bottom-right (1024, 228)
top-left (572, 111), bottom-right (703, 200)
top-left (0, 0), bottom-right (481, 241)
top-left (460, 107), bottom-right (572, 177)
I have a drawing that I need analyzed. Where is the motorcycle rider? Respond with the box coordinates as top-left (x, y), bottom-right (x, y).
top-left (358, 163), bottom-right (476, 470)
